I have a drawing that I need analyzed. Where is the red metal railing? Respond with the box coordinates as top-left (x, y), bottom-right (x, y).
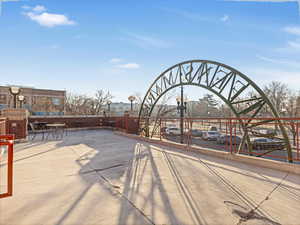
top-left (0, 135), bottom-right (14, 198)
top-left (154, 117), bottom-right (300, 163)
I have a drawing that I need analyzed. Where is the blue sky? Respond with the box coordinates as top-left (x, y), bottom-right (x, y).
top-left (1, 0), bottom-right (300, 102)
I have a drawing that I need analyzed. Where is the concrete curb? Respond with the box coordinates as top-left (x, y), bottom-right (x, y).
top-left (115, 132), bottom-right (300, 175)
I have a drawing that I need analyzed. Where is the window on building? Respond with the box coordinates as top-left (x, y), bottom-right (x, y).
top-left (0, 94), bottom-right (7, 104)
top-left (52, 98), bottom-right (61, 105)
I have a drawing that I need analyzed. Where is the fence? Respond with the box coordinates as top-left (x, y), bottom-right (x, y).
top-left (146, 117), bottom-right (300, 163)
top-left (29, 115), bottom-right (139, 134)
top-left (0, 135), bottom-right (14, 198)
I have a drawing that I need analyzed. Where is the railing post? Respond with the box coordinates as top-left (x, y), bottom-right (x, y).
top-left (0, 135), bottom-right (14, 199)
top-left (159, 118), bottom-right (162, 141)
top-left (297, 122), bottom-right (299, 161)
top-left (7, 141), bottom-right (13, 196)
top-left (229, 118), bottom-right (233, 154)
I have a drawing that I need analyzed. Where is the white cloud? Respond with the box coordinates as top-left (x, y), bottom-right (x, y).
top-left (109, 58), bottom-right (122, 63)
top-left (32, 5), bottom-right (46, 13)
top-left (276, 41), bottom-right (300, 52)
top-left (25, 12), bottom-right (76, 27)
top-left (22, 5), bottom-right (31, 10)
top-left (161, 8), bottom-right (210, 21)
top-left (276, 26), bottom-right (300, 52)
top-left (287, 40), bottom-right (300, 48)
top-left (74, 34), bottom-right (86, 39)
top-left (283, 26), bottom-right (300, 35)
top-left (225, 0), bottom-right (300, 15)
top-left (50, 44), bottom-right (59, 49)
top-left (256, 55), bottom-right (300, 67)
top-left (221, 14), bottom-right (229, 22)
top-left (249, 68), bottom-right (300, 89)
top-left (125, 32), bottom-right (171, 49)
top-left (117, 63), bottom-right (140, 69)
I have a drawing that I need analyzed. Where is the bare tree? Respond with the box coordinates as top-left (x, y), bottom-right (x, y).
top-left (90, 90), bottom-right (113, 115)
top-left (283, 92), bottom-right (300, 145)
top-left (263, 81), bottom-right (290, 114)
top-left (65, 90), bottom-right (113, 115)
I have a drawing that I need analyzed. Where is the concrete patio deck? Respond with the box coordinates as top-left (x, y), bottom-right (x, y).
top-left (1, 130), bottom-right (300, 225)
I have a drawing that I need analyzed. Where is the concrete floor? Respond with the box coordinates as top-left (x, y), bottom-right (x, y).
top-left (0, 130), bottom-right (300, 225)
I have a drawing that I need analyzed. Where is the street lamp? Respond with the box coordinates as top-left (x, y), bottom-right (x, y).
top-left (9, 86), bottom-right (20, 109)
top-left (107, 100), bottom-right (112, 112)
top-left (18, 95), bottom-right (25, 108)
top-left (176, 85), bottom-right (187, 144)
top-left (128, 95), bottom-right (136, 111)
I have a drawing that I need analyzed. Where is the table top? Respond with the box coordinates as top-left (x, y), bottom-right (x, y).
top-left (46, 123), bottom-right (65, 127)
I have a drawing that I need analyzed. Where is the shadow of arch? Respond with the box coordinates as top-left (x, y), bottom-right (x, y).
top-left (138, 59), bottom-right (293, 162)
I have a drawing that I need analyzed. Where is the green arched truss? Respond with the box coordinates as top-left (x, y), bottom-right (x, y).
top-left (138, 60), bottom-right (293, 162)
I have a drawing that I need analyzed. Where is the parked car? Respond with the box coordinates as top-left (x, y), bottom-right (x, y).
top-left (191, 129), bottom-right (203, 137)
top-left (252, 128), bottom-right (277, 137)
top-left (166, 127), bottom-right (181, 135)
top-left (209, 126), bottom-right (218, 131)
top-left (202, 131), bottom-right (220, 141)
top-left (217, 135), bottom-right (242, 145)
top-left (160, 127), bottom-right (168, 134)
top-left (250, 138), bottom-right (285, 150)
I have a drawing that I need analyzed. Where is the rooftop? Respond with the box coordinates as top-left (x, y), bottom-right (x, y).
top-left (1, 130), bottom-right (300, 225)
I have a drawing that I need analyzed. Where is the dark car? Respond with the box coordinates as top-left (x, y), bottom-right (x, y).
top-left (250, 138), bottom-right (285, 150)
top-left (160, 127), bottom-right (168, 134)
top-left (191, 129), bottom-right (203, 137)
top-left (209, 126), bottom-right (218, 131)
top-left (217, 135), bottom-right (242, 145)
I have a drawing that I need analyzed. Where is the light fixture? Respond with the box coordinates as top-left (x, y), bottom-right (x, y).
top-left (9, 86), bottom-right (20, 95)
top-left (128, 96), bottom-right (136, 111)
top-left (18, 95), bottom-right (25, 108)
top-left (18, 95), bottom-right (25, 102)
top-left (9, 86), bottom-right (21, 108)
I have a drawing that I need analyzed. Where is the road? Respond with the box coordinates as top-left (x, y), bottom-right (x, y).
top-left (163, 134), bottom-right (300, 164)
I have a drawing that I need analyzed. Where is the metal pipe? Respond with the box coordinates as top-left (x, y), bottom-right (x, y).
top-left (180, 85), bottom-right (184, 144)
top-left (13, 95), bottom-right (17, 108)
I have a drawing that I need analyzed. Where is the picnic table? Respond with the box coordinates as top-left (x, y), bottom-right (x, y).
top-left (46, 123), bottom-right (66, 139)
top-left (32, 122), bottom-right (48, 130)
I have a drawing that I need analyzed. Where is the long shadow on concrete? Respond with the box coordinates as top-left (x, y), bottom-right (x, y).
top-left (5, 130), bottom-right (299, 225)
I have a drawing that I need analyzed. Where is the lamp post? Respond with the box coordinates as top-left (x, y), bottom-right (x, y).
top-left (106, 100), bottom-right (112, 118)
top-left (176, 85), bottom-right (187, 144)
top-left (128, 95), bottom-right (136, 111)
top-left (9, 86), bottom-right (20, 109)
top-left (18, 95), bottom-right (25, 108)
top-left (107, 100), bottom-right (112, 112)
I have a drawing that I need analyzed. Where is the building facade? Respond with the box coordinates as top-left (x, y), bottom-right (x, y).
top-left (0, 86), bottom-right (66, 115)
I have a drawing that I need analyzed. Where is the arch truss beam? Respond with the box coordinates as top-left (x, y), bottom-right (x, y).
top-left (138, 60), bottom-right (293, 163)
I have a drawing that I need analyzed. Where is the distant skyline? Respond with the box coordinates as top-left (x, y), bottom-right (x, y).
top-left (1, 0), bottom-right (300, 103)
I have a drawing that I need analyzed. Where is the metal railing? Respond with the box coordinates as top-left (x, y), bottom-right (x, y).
top-left (0, 135), bottom-right (14, 198)
top-left (147, 117), bottom-right (300, 163)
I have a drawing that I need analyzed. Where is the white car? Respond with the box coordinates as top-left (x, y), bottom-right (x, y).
top-left (166, 127), bottom-right (181, 135)
top-left (202, 131), bottom-right (220, 141)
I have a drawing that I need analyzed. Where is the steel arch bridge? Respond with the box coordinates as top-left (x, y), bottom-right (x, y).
top-left (138, 59), bottom-right (293, 162)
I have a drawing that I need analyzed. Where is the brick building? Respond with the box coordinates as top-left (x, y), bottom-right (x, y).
top-left (0, 86), bottom-right (66, 115)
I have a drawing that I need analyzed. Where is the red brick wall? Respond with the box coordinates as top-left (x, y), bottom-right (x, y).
top-left (28, 116), bottom-right (139, 134)
top-left (0, 118), bottom-right (7, 135)
top-left (7, 120), bottom-right (27, 139)
top-left (29, 116), bottom-right (103, 128)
